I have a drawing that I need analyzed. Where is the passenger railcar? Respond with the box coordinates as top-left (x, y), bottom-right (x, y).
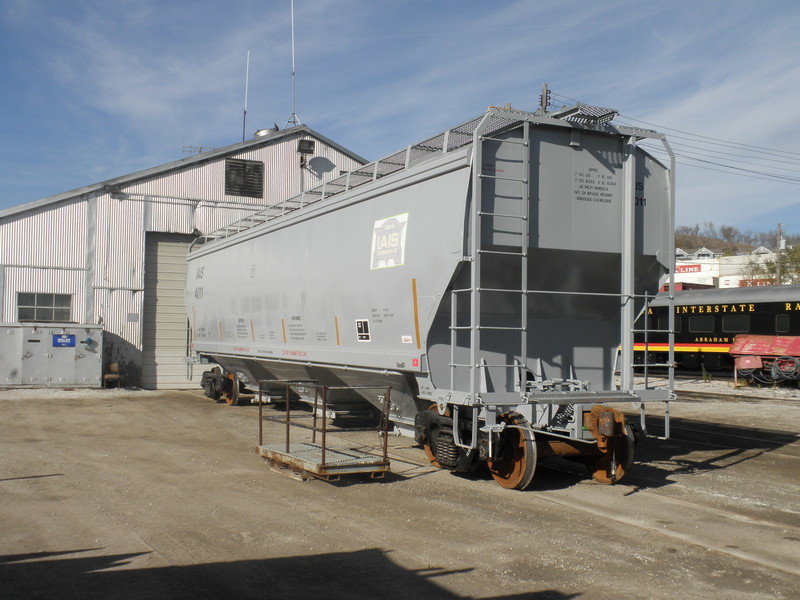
top-left (187, 102), bottom-right (675, 489)
top-left (635, 285), bottom-right (800, 372)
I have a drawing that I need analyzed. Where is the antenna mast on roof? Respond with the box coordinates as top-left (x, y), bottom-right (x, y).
top-left (242, 50), bottom-right (251, 142)
top-left (285, 0), bottom-right (301, 128)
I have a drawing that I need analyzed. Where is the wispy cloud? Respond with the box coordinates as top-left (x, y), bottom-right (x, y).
top-left (1, 0), bottom-right (798, 234)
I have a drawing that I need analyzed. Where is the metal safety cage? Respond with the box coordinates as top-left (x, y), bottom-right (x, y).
top-left (255, 380), bottom-right (393, 481)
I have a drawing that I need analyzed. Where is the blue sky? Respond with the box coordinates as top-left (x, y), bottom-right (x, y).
top-left (1, 1), bottom-right (799, 235)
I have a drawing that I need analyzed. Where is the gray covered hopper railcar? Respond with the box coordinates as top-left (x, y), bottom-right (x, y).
top-left (187, 102), bottom-right (675, 490)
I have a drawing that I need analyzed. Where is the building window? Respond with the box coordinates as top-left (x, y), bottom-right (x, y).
top-left (722, 315), bottom-right (750, 333)
top-left (776, 314), bottom-right (790, 333)
top-left (688, 315), bottom-right (714, 333)
top-left (17, 293), bottom-right (73, 323)
top-left (225, 159), bottom-right (264, 198)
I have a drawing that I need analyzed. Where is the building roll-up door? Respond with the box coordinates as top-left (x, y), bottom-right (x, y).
top-left (142, 232), bottom-right (195, 389)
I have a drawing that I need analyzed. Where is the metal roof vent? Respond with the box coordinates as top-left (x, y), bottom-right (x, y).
top-left (254, 124), bottom-right (280, 137)
top-left (549, 103), bottom-right (618, 125)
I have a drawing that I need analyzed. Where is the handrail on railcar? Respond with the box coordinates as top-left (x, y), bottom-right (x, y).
top-left (188, 104), bottom-right (665, 253)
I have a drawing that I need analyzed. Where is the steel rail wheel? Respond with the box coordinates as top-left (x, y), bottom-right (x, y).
top-left (487, 412), bottom-right (537, 490)
top-left (222, 372), bottom-right (241, 406)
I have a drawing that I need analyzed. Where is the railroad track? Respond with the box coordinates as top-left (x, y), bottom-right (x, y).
top-left (675, 389), bottom-right (799, 403)
top-left (643, 424), bottom-right (800, 460)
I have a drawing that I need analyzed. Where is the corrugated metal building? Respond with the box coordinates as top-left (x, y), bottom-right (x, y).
top-left (0, 126), bottom-right (366, 388)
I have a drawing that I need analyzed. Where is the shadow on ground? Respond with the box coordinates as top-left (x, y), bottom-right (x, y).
top-left (0, 547), bottom-right (580, 600)
top-left (619, 413), bottom-right (798, 491)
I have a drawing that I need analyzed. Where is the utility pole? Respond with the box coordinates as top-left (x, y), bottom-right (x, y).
top-left (776, 223), bottom-right (784, 285)
top-left (538, 83), bottom-right (550, 114)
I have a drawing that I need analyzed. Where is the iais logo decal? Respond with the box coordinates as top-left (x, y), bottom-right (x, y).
top-left (371, 213), bottom-right (408, 270)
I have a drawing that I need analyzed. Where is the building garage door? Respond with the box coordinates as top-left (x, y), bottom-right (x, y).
top-left (142, 232), bottom-right (195, 389)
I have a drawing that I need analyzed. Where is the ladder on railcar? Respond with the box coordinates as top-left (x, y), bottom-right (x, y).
top-left (628, 292), bottom-right (676, 437)
top-left (449, 116), bottom-right (531, 448)
top-left (632, 293), bottom-right (676, 383)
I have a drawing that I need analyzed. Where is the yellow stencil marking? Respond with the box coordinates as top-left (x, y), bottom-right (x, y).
top-left (411, 278), bottom-right (422, 350)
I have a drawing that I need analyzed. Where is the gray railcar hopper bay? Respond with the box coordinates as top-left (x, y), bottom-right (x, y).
top-left (187, 103), bottom-right (676, 490)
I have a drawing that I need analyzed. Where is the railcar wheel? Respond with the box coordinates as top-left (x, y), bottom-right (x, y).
top-left (222, 372), bottom-right (241, 406)
top-left (584, 423), bottom-right (636, 484)
top-left (487, 412), bottom-right (537, 490)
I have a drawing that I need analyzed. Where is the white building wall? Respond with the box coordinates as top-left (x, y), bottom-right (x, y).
top-left (95, 288), bottom-right (143, 346)
top-left (94, 195), bottom-right (146, 291)
top-left (123, 133), bottom-right (363, 235)
top-left (0, 200), bottom-right (87, 268)
top-left (93, 287), bottom-right (144, 381)
top-left (3, 266), bottom-right (87, 323)
top-left (0, 200), bottom-right (89, 322)
top-left (0, 131), bottom-right (365, 387)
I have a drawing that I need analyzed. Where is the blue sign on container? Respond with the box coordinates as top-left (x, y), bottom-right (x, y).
top-left (52, 334), bottom-right (76, 347)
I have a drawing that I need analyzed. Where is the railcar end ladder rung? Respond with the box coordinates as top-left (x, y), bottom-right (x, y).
top-left (478, 174), bottom-right (528, 183)
top-left (477, 249), bottom-right (526, 257)
top-left (480, 136), bottom-right (528, 146)
top-left (477, 211), bottom-right (527, 220)
top-left (477, 287), bottom-right (525, 293)
top-left (450, 363), bottom-right (523, 369)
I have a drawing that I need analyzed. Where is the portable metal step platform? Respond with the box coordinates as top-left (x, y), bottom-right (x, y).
top-left (255, 381), bottom-right (392, 482)
top-left (256, 442), bottom-right (390, 481)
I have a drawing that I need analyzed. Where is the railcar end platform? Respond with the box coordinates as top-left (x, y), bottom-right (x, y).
top-left (256, 442), bottom-right (390, 481)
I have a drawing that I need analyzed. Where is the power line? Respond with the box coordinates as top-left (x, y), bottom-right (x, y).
top-left (616, 114), bottom-right (800, 158)
top-left (658, 138), bottom-right (800, 170)
top-left (639, 143), bottom-right (800, 185)
top-left (674, 153), bottom-right (800, 183)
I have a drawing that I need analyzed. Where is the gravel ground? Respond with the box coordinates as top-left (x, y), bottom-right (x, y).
top-left (0, 384), bottom-right (797, 600)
